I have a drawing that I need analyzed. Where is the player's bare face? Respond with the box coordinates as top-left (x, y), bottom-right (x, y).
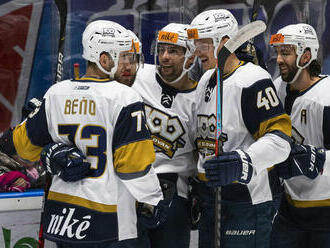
top-left (275, 45), bottom-right (299, 82)
top-left (114, 51), bottom-right (138, 87)
top-left (157, 43), bottom-right (185, 82)
top-left (194, 38), bottom-right (217, 70)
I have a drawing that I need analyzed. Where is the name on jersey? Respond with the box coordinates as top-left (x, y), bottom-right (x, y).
top-left (64, 98), bottom-right (96, 116)
top-left (47, 207), bottom-right (91, 240)
top-left (145, 104), bottom-right (185, 158)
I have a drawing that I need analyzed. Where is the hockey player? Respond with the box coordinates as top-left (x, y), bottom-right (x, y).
top-left (130, 23), bottom-right (198, 248)
top-left (187, 9), bottom-right (292, 248)
top-left (114, 30), bottom-right (143, 87)
top-left (269, 23), bottom-right (330, 248)
top-left (0, 20), bottom-right (169, 248)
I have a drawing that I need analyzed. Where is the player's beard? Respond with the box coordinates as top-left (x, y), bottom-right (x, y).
top-left (114, 73), bottom-right (136, 87)
top-left (280, 64), bottom-right (299, 83)
top-left (160, 65), bottom-right (182, 83)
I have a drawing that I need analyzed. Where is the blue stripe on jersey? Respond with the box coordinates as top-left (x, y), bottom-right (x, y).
top-left (323, 106), bottom-right (330, 149)
top-left (116, 164), bottom-right (152, 180)
top-left (112, 101), bottom-right (151, 151)
top-left (241, 79), bottom-right (286, 136)
top-left (26, 100), bottom-right (53, 146)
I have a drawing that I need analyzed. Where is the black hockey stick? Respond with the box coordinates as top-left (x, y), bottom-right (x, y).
top-left (37, 1), bottom-right (67, 247)
top-left (247, 0), bottom-right (262, 65)
top-left (54, 0), bottom-right (67, 84)
top-left (214, 20), bottom-right (266, 248)
top-left (251, 0), bottom-right (261, 22)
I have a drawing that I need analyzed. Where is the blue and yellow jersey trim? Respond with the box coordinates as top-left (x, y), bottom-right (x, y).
top-left (12, 101), bottom-right (53, 162)
top-left (48, 191), bottom-right (117, 213)
top-left (114, 139), bottom-right (155, 177)
top-left (13, 121), bottom-right (43, 162)
top-left (74, 77), bottom-right (112, 83)
top-left (286, 194), bottom-right (330, 208)
top-left (241, 78), bottom-right (292, 139)
top-left (254, 113), bottom-right (292, 139)
top-left (112, 101), bottom-right (155, 179)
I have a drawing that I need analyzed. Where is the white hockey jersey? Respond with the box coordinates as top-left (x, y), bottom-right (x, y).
top-left (195, 62), bottom-right (291, 204)
top-left (133, 64), bottom-right (198, 198)
top-left (12, 78), bottom-right (163, 243)
top-left (274, 75), bottom-right (330, 207)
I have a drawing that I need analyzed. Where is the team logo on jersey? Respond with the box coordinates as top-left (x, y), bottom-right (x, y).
top-left (46, 207), bottom-right (91, 240)
top-left (145, 104), bottom-right (186, 158)
top-left (161, 93), bottom-right (174, 108)
top-left (196, 114), bottom-right (228, 157)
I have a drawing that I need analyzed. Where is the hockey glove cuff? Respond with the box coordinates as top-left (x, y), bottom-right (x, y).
top-left (137, 199), bottom-right (171, 229)
top-left (276, 144), bottom-right (325, 179)
top-left (203, 150), bottom-right (254, 187)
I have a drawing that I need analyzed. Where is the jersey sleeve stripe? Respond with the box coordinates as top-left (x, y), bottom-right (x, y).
top-left (253, 114), bottom-right (292, 140)
top-left (197, 172), bottom-right (208, 182)
top-left (12, 121), bottom-right (43, 161)
top-left (48, 191), bottom-right (117, 213)
top-left (116, 164), bottom-right (152, 180)
top-left (286, 193), bottom-right (330, 208)
top-left (113, 102), bottom-right (151, 151)
top-left (114, 139), bottom-right (155, 176)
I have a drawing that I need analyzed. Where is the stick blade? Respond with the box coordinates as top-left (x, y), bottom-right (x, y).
top-left (224, 20), bottom-right (266, 53)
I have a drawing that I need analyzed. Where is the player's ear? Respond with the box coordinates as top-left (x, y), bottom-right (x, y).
top-left (99, 52), bottom-right (114, 69)
top-left (216, 36), bottom-right (229, 55)
top-left (301, 49), bottom-right (312, 66)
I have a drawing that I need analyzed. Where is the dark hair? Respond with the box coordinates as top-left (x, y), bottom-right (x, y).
top-left (304, 48), bottom-right (321, 78)
top-left (307, 60), bottom-right (321, 78)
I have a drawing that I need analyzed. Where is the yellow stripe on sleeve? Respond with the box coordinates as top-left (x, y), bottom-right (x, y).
top-left (13, 122), bottom-right (43, 162)
top-left (286, 194), bottom-right (330, 208)
top-left (198, 173), bottom-right (208, 182)
top-left (114, 139), bottom-right (155, 174)
top-left (254, 113), bottom-right (292, 140)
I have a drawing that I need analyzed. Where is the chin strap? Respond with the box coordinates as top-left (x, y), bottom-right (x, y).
top-left (155, 56), bottom-right (196, 85)
top-left (287, 53), bottom-right (312, 85)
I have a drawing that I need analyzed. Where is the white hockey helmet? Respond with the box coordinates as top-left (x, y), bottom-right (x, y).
top-left (82, 20), bottom-right (133, 78)
top-left (127, 30), bottom-right (144, 69)
top-left (127, 30), bottom-right (142, 54)
top-left (188, 9), bottom-right (238, 57)
top-left (154, 23), bottom-right (195, 84)
top-left (270, 23), bottom-right (319, 83)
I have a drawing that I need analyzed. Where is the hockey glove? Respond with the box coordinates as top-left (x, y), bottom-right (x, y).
top-left (137, 199), bottom-right (171, 229)
top-left (276, 144), bottom-right (325, 179)
top-left (203, 150), bottom-right (254, 187)
top-left (235, 41), bottom-right (267, 70)
top-left (40, 143), bottom-right (90, 182)
top-left (21, 97), bottom-right (42, 119)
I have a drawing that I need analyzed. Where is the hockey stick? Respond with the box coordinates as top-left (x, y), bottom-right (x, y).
top-left (37, 1), bottom-right (67, 247)
top-left (214, 20), bottom-right (266, 248)
top-left (247, 0), bottom-right (262, 65)
top-left (54, 0), bottom-right (67, 84)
